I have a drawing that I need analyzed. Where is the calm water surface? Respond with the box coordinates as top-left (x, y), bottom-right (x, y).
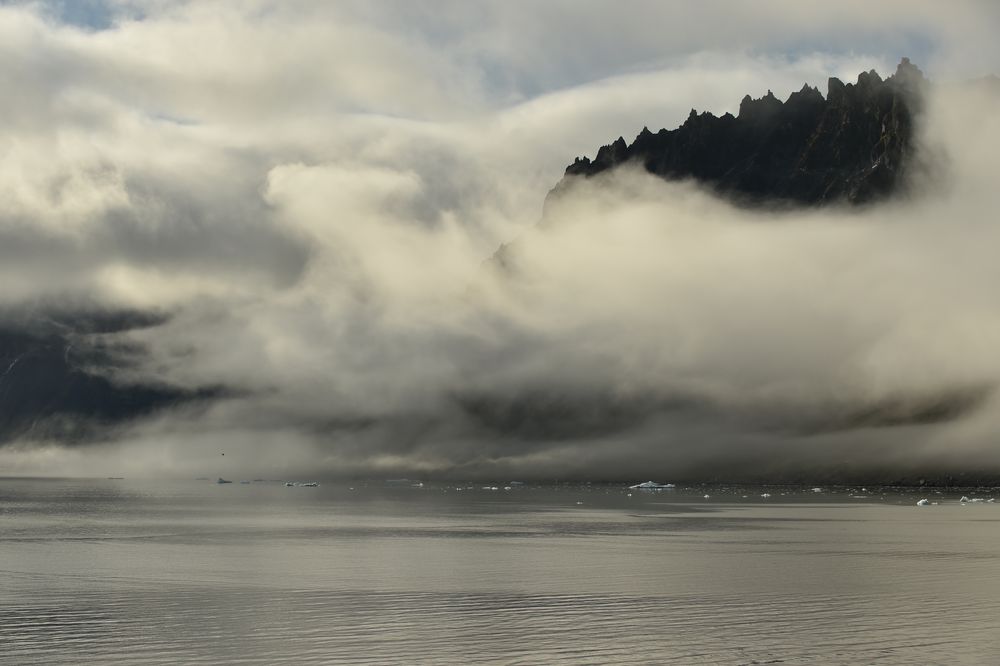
top-left (2, 478), bottom-right (999, 664)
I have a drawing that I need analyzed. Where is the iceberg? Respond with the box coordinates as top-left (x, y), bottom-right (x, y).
top-left (628, 481), bottom-right (676, 490)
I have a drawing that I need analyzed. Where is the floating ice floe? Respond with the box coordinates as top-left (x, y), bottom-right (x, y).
top-left (811, 487), bottom-right (823, 493)
top-left (916, 499), bottom-right (930, 506)
top-left (960, 496), bottom-right (971, 503)
top-left (761, 493), bottom-right (771, 498)
top-left (628, 481), bottom-right (676, 490)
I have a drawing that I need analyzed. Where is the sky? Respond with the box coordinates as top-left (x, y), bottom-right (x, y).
top-left (2, 0), bottom-right (1000, 480)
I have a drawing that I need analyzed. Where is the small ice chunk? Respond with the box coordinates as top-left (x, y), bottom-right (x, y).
top-left (811, 487), bottom-right (823, 493)
top-left (916, 499), bottom-right (930, 506)
top-left (960, 496), bottom-right (971, 503)
top-left (629, 481), bottom-right (676, 490)
top-left (761, 493), bottom-right (771, 498)
top-left (703, 494), bottom-right (710, 499)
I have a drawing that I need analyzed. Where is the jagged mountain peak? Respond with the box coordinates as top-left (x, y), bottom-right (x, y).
top-left (558, 59), bottom-right (926, 207)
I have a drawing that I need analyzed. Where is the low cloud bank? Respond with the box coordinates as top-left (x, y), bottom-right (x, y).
top-left (2, 2), bottom-right (1000, 480)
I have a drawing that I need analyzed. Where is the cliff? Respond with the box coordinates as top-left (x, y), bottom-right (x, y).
top-left (551, 58), bottom-right (927, 206)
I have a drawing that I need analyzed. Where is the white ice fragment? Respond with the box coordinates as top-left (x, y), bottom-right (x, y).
top-left (960, 496), bottom-right (971, 503)
top-left (628, 481), bottom-right (676, 490)
top-left (761, 493), bottom-right (771, 498)
top-left (916, 499), bottom-right (929, 506)
top-left (811, 487), bottom-right (823, 493)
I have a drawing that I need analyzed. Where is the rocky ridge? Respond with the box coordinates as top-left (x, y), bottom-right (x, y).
top-left (551, 58), bottom-right (927, 207)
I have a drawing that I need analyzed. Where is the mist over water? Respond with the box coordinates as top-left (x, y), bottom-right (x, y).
top-left (2, 2), bottom-right (1000, 480)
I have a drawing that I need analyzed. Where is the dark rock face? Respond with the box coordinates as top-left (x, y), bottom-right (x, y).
top-left (555, 58), bottom-right (926, 206)
top-left (0, 309), bottom-right (211, 444)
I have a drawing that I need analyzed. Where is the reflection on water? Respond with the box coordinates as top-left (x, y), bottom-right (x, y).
top-left (2, 479), bottom-right (1000, 664)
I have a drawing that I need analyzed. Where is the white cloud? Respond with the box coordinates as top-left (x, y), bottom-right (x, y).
top-left (2, 1), bottom-right (1000, 478)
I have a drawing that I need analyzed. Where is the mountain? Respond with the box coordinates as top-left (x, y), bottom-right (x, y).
top-left (550, 58), bottom-right (927, 207)
top-left (0, 308), bottom-right (210, 444)
top-left (478, 59), bottom-right (994, 473)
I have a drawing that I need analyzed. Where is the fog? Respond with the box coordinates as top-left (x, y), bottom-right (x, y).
top-left (2, 1), bottom-right (1000, 480)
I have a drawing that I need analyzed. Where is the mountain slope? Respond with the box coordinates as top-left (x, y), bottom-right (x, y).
top-left (552, 58), bottom-right (926, 207)
top-left (0, 309), bottom-right (210, 444)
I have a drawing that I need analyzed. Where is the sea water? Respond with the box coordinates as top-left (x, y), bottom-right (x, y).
top-left (2, 478), bottom-right (999, 664)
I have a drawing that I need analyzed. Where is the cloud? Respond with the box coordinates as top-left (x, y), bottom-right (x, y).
top-left (2, 1), bottom-right (1000, 479)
